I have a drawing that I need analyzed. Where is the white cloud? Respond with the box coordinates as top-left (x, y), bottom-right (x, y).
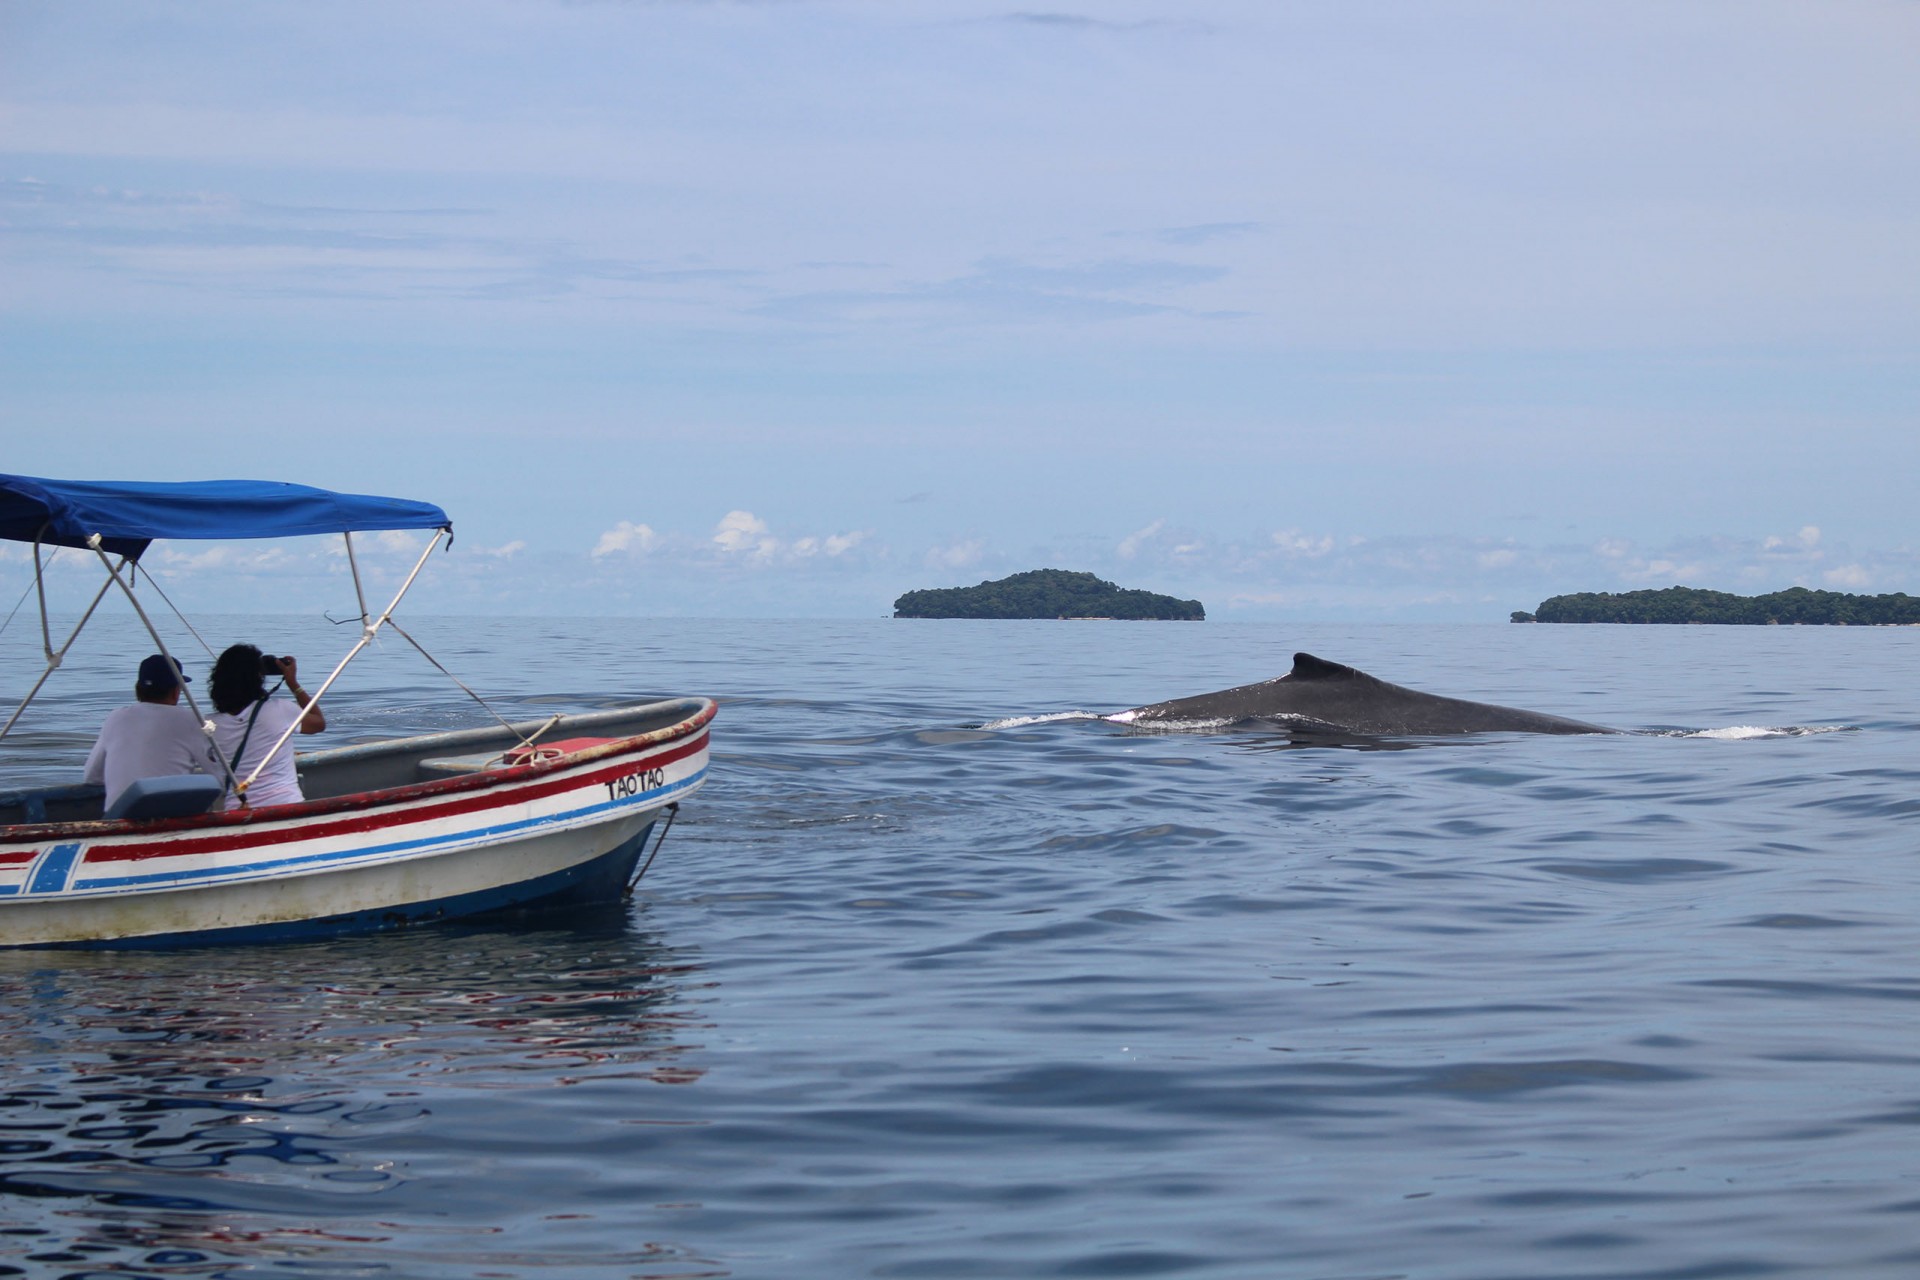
top-left (1117, 519), bottom-right (1163, 559)
top-left (1762, 525), bottom-right (1822, 554)
top-left (591, 520), bottom-right (657, 558)
top-left (707, 512), bottom-right (869, 564)
top-left (367, 530), bottom-right (429, 556)
top-left (1824, 563), bottom-right (1871, 589)
top-left (822, 531), bottom-right (867, 557)
top-left (713, 510), bottom-right (778, 558)
top-left (320, 529), bottom-right (431, 560)
top-left (20, 511), bottom-right (1908, 622)
top-left (1623, 557), bottom-right (1709, 584)
top-left (1271, 530), bottom-right (1335, 558)
top-left (927, 539), bottom-right (985, 570)
top-left (152, 544), bottom-right (294, 573)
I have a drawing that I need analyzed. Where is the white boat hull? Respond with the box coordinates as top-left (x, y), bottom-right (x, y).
top-left (0, 699), bottom-right (712, 949)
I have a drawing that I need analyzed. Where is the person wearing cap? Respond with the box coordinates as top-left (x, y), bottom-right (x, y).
top-left (82, 654), bottom-right (222, 811)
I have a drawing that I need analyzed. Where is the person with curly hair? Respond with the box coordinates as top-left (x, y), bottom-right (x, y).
top-left (207, 642), bottom-right (327, 809)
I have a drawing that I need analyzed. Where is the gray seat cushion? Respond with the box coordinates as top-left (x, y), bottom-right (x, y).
top-left (105, 774), bottom-right (225, 821)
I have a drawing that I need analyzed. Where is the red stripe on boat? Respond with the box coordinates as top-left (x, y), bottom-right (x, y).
top-left (79, 732), bottom-right (708, 864)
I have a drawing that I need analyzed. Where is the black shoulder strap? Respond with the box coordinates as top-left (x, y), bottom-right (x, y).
top-left (227, 694), bottom-right (273, 780)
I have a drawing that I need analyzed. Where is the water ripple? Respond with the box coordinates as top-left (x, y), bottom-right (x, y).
top-left (7, 618), bottom-right (1920, 1277)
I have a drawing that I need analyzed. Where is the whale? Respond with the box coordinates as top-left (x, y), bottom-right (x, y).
top-left (1108, 652), bottom-right (1615, 737)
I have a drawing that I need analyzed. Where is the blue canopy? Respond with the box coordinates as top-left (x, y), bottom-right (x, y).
top-left (0, 475), bottom-right (451, 560)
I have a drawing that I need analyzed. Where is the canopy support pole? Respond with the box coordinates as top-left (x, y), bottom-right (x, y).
top-left (33, 535), bottom-right (55, 660)
top-left (235, 529), bottom-right (446, 801)
top-left (0, 545), bottom-right (131, 742)
top-left (343, 530), bottom-right (372, 626)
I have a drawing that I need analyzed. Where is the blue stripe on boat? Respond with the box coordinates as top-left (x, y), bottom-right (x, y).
top-left (23, 817), bottom-right (664, 950)
top-left (27, 842), bottom-right (84, 895)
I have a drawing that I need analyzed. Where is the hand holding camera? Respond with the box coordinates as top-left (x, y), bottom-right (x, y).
top-left (258, 652), bottom-right (299, 684)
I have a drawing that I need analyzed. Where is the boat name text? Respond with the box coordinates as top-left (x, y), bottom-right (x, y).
top-left (606, 768), bottom-right (666, 800)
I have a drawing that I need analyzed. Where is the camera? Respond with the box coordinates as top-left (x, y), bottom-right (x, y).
top-left (258, 652), bottom-right (284, 675)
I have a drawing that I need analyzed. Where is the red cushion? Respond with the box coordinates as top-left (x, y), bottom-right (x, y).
top-left (503, 736), bottom-right (619, 765)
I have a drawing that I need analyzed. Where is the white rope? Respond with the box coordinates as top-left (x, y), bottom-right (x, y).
top-left (383, 618), bottom-right (547, 749)
top-left (0, 551), bottom-right (125, 741)
top-left (0, 546), bottom-right (54, 639)
top-left (133, 560), bottom-right (217, 659)
top-left (235, 528), bottom-right (448, 800)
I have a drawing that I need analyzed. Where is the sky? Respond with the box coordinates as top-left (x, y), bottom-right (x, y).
top-left (3, 0), bottom-right (1917, 620)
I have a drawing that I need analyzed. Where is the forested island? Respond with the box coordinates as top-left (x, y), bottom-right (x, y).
top-left (1512, 586), bottom-right (1920, 625)
top-left (894, 569), bottom-right (1205, 620)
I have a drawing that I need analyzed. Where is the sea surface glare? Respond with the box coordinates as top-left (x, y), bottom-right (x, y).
top-left (2, 616), bottom-right (1918, 1279)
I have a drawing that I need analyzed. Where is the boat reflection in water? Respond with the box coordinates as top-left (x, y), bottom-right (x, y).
top-left (0, 919), bottom-right (715, 1276)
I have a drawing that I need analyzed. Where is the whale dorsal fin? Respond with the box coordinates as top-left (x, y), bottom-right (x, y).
top-left (1289, 652), bottom-right (1363, 681)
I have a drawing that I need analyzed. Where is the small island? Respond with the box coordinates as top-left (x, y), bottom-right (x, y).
top-left (894, 569), bottom-right (1205, 620)
top-left (1512, 586), bottom-right (1920, 625)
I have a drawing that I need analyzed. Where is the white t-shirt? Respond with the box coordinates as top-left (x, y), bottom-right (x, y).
top-left (83, 702), bottom-right (222, 809)
top-left (210, 697), bottom-right (308, 810)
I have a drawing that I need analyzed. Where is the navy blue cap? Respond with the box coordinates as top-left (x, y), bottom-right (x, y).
top-left (136, 654), bottom-right (189, 692)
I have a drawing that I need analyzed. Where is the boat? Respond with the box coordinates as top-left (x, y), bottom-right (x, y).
top-left (0, 474), bottom-right (712, 949)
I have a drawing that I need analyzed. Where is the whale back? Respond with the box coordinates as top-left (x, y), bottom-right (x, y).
top-left (1118, 652), bottom-right (1612, 736)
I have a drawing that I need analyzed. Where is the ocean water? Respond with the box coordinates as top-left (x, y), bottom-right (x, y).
top-left (3, 614), bottom-right (1919, 1279)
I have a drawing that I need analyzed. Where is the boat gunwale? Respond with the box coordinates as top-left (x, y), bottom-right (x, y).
top-left (0, 696), bottom-right (715, 847)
